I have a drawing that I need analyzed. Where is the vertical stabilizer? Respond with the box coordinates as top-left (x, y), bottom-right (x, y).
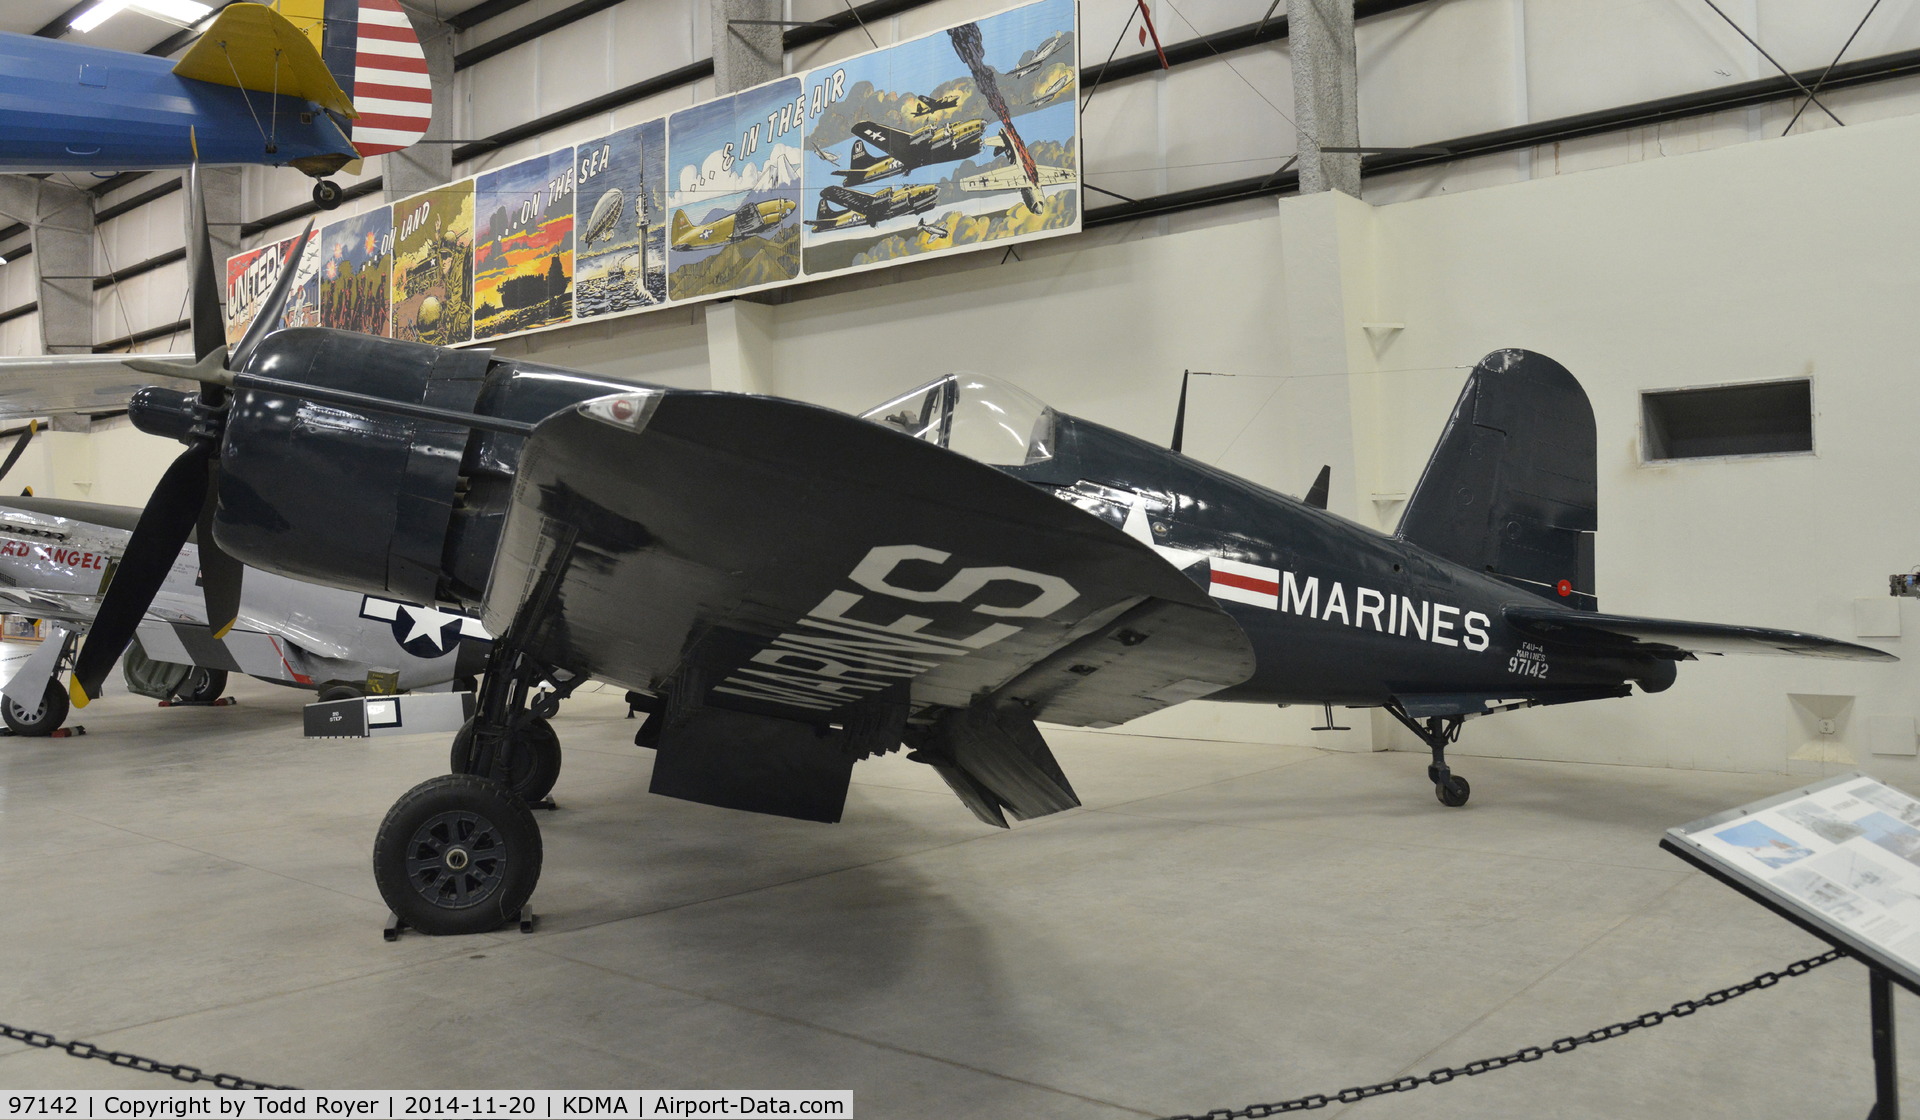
top-left (1396, 349), bottom-right (1598, 609)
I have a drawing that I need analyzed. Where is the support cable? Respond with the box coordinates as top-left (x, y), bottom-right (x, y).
top-left (1782, 0), bottom-right (1883, 135)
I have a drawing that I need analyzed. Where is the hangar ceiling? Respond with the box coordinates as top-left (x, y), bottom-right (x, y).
top-left (3, 0), bottom-right (1919, 357)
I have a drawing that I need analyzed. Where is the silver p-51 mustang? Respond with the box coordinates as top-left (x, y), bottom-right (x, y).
top-left (0, 495), bottom-right (489, 735)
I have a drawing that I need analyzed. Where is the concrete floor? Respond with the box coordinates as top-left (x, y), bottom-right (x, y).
top-left (0, 671), bottom-right (1910, 1117)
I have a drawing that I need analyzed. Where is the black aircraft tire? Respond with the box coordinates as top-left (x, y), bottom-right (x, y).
top-left (373, 774), bottom-right (541, 936)
top-left (312, 180), bottom-right (343, 210)
top-left (3, 680), bottom-right (69, 736)
top-left (316, 684), bottom-right (362, 703)
top-left (1435, 775), bottom-right (1471, 808)
top-left (449, 717), bottom-right (561, 803)
top-left (177, 668), bottom-right (228, 703)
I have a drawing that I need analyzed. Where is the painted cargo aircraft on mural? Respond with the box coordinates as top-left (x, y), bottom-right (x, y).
top-left (90, 170), bottom-right (1892, 936)
top-left (802, 0), bottom-right (1079, 275)
top-left (666, 77), bottom-right (805, 301)
top-left (0, 1), bottom-right (431, 208)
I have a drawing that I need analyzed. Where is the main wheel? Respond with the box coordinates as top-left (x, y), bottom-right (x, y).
top-left (316, 684), bottom-right (362, 703)
top-left (312, 179), bottom-right (343, 209)
top-left (373, 774), bottom-right (542, 936)
top-left (176, 667), bottom-right (227, 703)
top-left (1435, 775), bottom-right (1472, 808)
top-left (4, 679), bottom-right (69, 736)
top-left (449, 717), bottom-right (561, 803)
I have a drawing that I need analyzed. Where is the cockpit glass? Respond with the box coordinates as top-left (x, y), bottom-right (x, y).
top-left (858, 373), bottom-right (1056, 466)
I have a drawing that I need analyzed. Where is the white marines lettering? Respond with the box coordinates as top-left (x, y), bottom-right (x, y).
top-left (712, 545), bottom-right (1080, 711)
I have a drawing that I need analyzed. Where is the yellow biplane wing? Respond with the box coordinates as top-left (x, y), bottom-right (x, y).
top-left (173, 3), bottom-right (358, 121)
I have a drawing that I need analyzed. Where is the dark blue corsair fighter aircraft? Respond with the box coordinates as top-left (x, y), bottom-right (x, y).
top-left (76, 171), bottom-right (1891, 935)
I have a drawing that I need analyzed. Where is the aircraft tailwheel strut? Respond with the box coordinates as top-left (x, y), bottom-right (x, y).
top-left (374, 632), bottom-right (578, 935)
top-left (1385, 702), bottom-right (1470, 808)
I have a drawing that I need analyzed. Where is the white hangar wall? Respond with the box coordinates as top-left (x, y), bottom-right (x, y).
top-left (510, 101), bottom-right (1920, 783)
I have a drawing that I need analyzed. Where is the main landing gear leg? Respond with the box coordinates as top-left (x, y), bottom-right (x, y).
top-left (1385, 703), bottom-right (1470, 808)
top-left (373, 633), bottom-right (577, 935)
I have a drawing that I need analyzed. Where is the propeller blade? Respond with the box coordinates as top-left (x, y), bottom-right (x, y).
top-left (186, 163), bottom-right (225, 364)
top-left (0, 420), bottom-right (37, 484)
top-left (229, 220), bottom-right (314, 373)
top-left (69, 443), bottom-right (214, 706)
top-left (196, 462), bottom-right (243, 639)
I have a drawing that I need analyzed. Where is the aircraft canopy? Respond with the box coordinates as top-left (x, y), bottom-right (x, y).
top-left (859, 373), bottom-right (1056, 466)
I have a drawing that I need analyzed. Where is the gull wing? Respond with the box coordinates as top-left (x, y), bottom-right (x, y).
top-left (481, 390), bottom-right (1256, 729)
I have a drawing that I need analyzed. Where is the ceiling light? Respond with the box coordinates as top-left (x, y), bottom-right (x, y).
top-left (71, 0), bottom-right (210, 33)
top-left (70, 0), bottom-right (131, 33)
top-left (131, 0), bottom-right (213, 26)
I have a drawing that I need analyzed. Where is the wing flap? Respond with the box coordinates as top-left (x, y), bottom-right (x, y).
top-left (1505, 605), bottom-right (1897, 662)
top-left (484, 390), bottom-right (1256, 730)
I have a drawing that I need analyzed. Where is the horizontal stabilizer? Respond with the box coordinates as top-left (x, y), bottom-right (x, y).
top-left (173, 4), bottom-right (357, 120)
top-left (1505, 606), bottom-right (1897, 662)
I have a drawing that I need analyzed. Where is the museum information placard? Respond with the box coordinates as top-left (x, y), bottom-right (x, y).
top-left (1666, 771), bottom-right (1920, 990)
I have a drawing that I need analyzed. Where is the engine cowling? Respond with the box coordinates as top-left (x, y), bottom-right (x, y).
top-left (129, 327), bottom-right (652, 611)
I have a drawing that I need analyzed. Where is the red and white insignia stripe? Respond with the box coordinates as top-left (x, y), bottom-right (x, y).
top-left (1210, 557), bottom-right (1280, 609)
top-left (350, 0), bottom-right (432, 157)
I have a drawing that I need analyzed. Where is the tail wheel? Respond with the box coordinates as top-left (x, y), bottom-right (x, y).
top-left (1435, 775), bottom-right (1471, 808)
top-left (373, 774), bottom-right (541, 936)
top-left (3, 680), bottom-right (70, 736)
top-left (449, 716), bottom-right (561, 803)
top-left (312, 180), bottom-right (343, 210)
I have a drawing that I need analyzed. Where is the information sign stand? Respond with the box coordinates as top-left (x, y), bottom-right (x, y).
top-left (1663, 771), bottom-right (1920, 1120)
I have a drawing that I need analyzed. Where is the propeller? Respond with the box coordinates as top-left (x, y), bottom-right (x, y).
top-left (0, 421), bottom-right (38, 485)
top-left (68, 161), bottom-right (312, 708)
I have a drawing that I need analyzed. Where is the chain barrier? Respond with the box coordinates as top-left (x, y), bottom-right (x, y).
top-left (1160, 947), bottom-right (1848, 1119)
top-left (0, 1022), bottom-right (296, 1090)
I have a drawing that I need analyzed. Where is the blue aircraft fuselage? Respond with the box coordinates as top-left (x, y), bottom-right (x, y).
top-left (0, 31), bottom-right (354, 174)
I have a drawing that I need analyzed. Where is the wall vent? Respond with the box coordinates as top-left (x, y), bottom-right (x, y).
top-left (1641, 378), bottom-right (1813, 462)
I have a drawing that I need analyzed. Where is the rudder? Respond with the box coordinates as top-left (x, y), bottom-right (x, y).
top-left (1396, 349), bottom-right (1597, 609)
